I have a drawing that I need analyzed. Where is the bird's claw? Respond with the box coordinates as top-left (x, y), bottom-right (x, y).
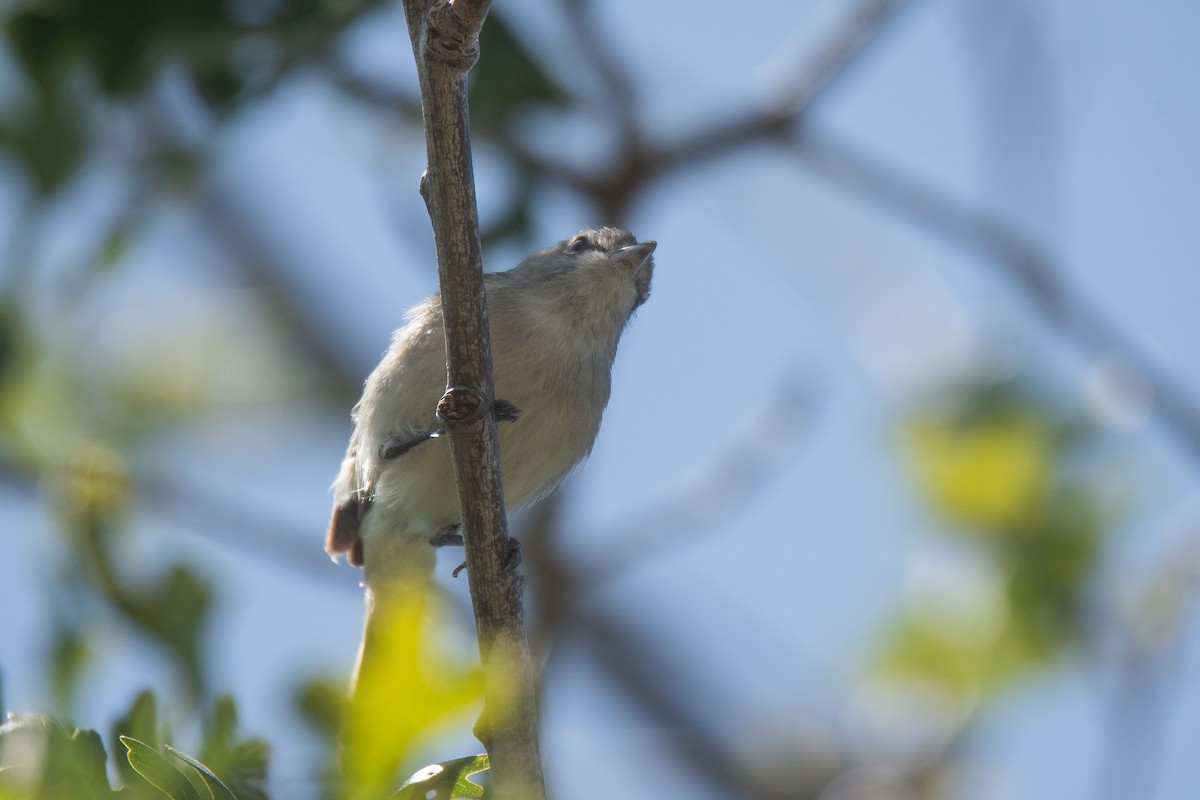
top-left (504, 538), bottom-right (522, 572)
top-left (449, 538), bottom-right (522, 578)
top-left (494, 399), bottom-right (521, 423)
top-left (431, 525), bottom-right (463, 548)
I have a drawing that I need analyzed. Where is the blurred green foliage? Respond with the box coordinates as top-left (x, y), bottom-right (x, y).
top-left (0, 0), bottom-right (1163, 797)
top-left (0, 0), bottom-right (386, 227)
top-left (6, 0), bottom-right (386, 113)
top-left (0, 689), bottom-right (267, 800)
top-left (0, 2), bottom-right (557, 796)
top-left (336, 591), bottom-right (483, 800)
top-left (469, 16), bottom-right (569, 134)
top-left (879, 377), bottom-right (1115, 704)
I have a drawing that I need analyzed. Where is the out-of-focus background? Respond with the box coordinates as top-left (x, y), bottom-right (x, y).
top-left (2, 0), bottom-right (1199, 797)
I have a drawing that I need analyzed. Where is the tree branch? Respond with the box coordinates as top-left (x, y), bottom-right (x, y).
top-left (499, 0), bottom-right (913, 222)
top-left (400, 0), bottom-right (547, 796)
top-left (792, 129), bottom-right (1200, 464)
top-left (556, 0), bottom-right (639, 146)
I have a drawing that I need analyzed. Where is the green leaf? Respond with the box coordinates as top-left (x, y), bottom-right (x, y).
top-left (166, 746), bottom-right (239, 800)
top-left (0, 86), bottom-right (88, 195)
top-left (196, 695), bottom-right (270, 800)
top-left (49, 625), bottom-right (90, 712)
top-left (0, 714), bottom-right (114, 798)
top-left (395, 754), bottom-right (490, 799)
top-left (469, 13), bottom-right (571, 132)
top-left (112, 690), bottom-right (162, 786)
top-left (6, 10), bottom-right (79, 90)
top-left (120, 566), bottom-right (213, 699)
top-left (294, 677), bottom-right (348, 743)
top-left (121, 736), bottom-right (204, 800)
top-left (339, 593), bottom-right (482, 795)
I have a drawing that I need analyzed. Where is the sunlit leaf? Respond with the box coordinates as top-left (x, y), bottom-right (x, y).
top-left (395, 754), bottom-right (490, 799)
top-left (887, 378), bottom-right (1116, 701)
top-left (0, 715), bottom-right (113, 799)
top-left (875, 606), bottom-right (1026, 700)
top-left (340, 589), bottom-right (482, 798)
top-left (903, 413), bottom-right (1051, 530)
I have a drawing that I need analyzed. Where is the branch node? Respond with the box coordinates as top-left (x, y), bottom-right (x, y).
top-left (425, 1), bottom-right (483, 69)
top-left (438, 386), bottom-right (487, 427)
top-left (419, 170), bottom-right (431, 208)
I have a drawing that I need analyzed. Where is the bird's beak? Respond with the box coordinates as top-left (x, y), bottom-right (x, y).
top-left (612, 241), bottom-right (657, 273)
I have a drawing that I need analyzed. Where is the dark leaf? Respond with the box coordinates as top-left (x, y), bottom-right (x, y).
top-left (112, 690), bottom-right (161, 785)
top-left (469, 13), bottom-right (571, 133)
top-left (167, 746), bottom-right (240, 800)
top-left (294, 677), bottom-right (348, 742)
top-left (122, 736), bottom-right (205, 800)
top-left (7, 11), bottom-right (79, 90)
top-left (0, 87), bottom-right (88, 195)
top-left (197, 695), bottom-right (271, 800)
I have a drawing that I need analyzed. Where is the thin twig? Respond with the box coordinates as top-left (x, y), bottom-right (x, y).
top-left (400, 0), bottom-right (547, 795)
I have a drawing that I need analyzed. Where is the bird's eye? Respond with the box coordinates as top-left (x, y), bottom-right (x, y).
top-left (566, 235), bottom-right (590, 254)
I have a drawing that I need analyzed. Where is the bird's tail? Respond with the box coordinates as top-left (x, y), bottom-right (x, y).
top-left (340, 547), bottom-right (436, 789)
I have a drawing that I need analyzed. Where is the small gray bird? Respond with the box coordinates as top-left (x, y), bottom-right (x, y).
top-left (327, 228), bottom-right (655, 603)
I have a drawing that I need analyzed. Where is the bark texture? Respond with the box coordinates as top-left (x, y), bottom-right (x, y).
top-left (400, 1), bottom-right (547, 797)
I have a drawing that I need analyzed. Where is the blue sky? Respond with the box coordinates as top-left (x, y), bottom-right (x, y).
top-left (3, 1), bottom-right (1199, 798)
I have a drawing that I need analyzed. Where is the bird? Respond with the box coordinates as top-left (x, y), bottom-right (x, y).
top-left (325, 227), bottom-right (656, 685)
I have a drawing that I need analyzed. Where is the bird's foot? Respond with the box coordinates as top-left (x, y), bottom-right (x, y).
top-left (449, 538), bottom-right (522, 578)
top-left (430, 525), bottom-right (463, 548)
top-left (494, 399), bottom-right (521, 423)
top-left (504, 537), bottom-right (522, 571)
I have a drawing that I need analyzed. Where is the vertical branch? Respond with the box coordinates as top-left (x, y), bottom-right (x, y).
top-left (399, 1), bottom-right (547, 797)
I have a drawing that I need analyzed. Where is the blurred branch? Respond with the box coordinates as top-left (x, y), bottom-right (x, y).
top-left (326, 63), bottom-right (423, 119)
top-left (654, 0), bottom-right (912, 175)
top-left (579, 370), bottom-right (822, 583)
top-left (139, 474), bottom-right (353, 588)
top-left (518, 370), bottom-right (819, 661)
top-left (198, 193), bottom-right (365, 405)
top-left (400, 0), bottom-right (547, 795)
top-left (521, 370), bottom-right (820, 731)
top-left (577, 607), bottom-right (794, 799)
top-left (1096, 527), bottom-right (1200, 800)
top-left (573, 597), bottom-right (926, 800)
top-left (503, 0), bottom-right (913, 221)
top-left (792, 129), bottom-right (1200, 466)
top-left (0, 453), bottom-right (354, 591)
top-left (124, 73), bottom-right (370, 405)
top-left (499, 0), bottom-right (1200, 473)
top-left (555, 0), bottom-right (639, 145)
